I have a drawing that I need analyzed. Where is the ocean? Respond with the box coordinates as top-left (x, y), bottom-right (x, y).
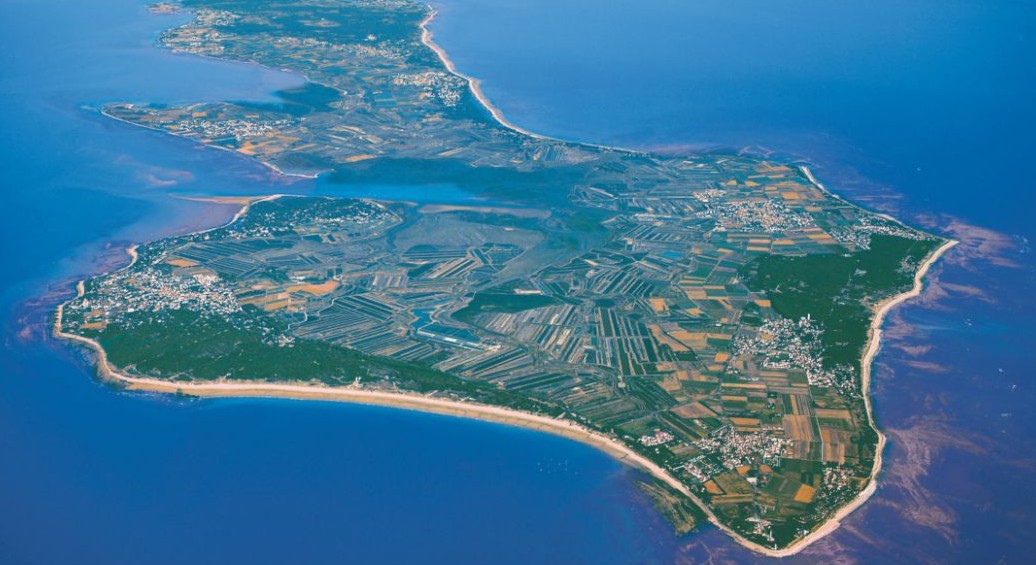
top-left (1, 0), bottom-right (1034, 563)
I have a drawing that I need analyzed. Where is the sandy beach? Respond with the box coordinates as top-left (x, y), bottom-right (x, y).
top-left (52, 255), bottom-right (766, 555)
top-left (419, 9), bottom-right (546, 140)
top-left (761, 236), bottom-right (959, 554)
top-left (53, 227), bottom-right (955, 558)
top-left (54, 5), bottom-right (962, 557)
top-left (419, 8), bottom-right (631, 156)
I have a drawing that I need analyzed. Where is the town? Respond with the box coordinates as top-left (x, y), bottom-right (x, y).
top-left (63, 0), bottom-right (948, 550)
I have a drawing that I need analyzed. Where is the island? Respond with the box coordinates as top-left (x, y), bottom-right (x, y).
top-left (56, 0), bottom-right (955, 554)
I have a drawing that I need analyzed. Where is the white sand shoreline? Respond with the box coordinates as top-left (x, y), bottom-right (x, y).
top-left (767, 236), bottom-right (958, 553)
top-left (65, 2), bottom-right (962, 556)
top-left (52, 258), bottom-right (761, 554)
top-left (53, 224), bottom-right (956, 558)
top-left (419, 7), bottom-right (635, 155)
top-left (419, 8), bottom-right (546, 141)
top-left (417, 8), bottom-right (960, 548)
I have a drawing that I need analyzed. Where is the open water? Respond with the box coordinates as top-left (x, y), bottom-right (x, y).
top-left (2, 0), bottom-right (1034, 563)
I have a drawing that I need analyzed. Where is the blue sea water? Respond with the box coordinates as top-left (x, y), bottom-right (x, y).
top-left (431, 0), bottom-right (1036, 239)
top-left (0, 2), bottom-right (676, 563)
top-left (1, 0), bottom-right (1034, 563)
top-left (431, 3), bottom-right (1036, 561)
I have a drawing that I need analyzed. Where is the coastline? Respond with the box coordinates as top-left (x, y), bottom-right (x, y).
top-left (62, 2), bottom-right (962, 557)
top-left (99, 106), bottom-right (321, 180)
top-left (419, 8), bottom-right (546, 141)
top-left (177, 193), bottom-right (286, 230)
top-left (419, 6), bottom-right (642, 157)
top-left (50, 235), bottom-right (757, 555)
top-left (53, 208), bottom-right (957, 558)
top-left (51, 261), bottom-right (764, 556)
top-left (766, 236), bottom-right (959, 554)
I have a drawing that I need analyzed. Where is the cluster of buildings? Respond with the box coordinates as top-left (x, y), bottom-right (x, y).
top-left (732, 316), bottom-right (837, 387)
top-left (67, 265), bottom-right (241, 332)
top-left (91, 0), bottom-right (944, 544)
top-left (178, 118), bottom-right (289, 143)
top-left (640, 430), bottom-right (675, 447)
top-left (392, 71), bottom-right (465, 107)
top-left (695, 428), bottom-right (792, 471)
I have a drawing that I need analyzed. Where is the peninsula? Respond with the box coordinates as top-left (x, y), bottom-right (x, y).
top-left (57, 0), bottom-right (953, 554)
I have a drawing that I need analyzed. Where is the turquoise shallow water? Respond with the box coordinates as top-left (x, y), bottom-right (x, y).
top-left (2, 0), bottom-right (1035, 563)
